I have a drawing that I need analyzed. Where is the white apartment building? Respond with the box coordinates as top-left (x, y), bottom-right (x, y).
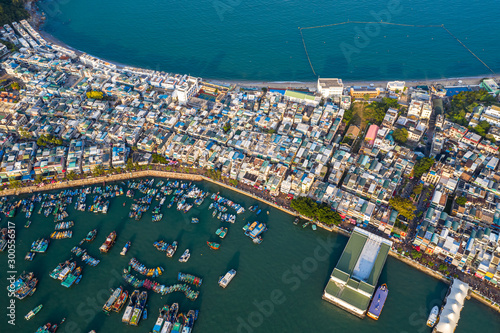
top-left (317, 78), bottom-right (344, 99)
top-left (175, 76), bottom-right (200, 105)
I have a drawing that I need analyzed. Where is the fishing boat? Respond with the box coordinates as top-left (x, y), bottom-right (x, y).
top-left (7, 272), bottom-right (38, 299)
top-left (103, 286), bottom-right (122, 312)
top-left (122, 290), bottom-right (139, 323)
top-left (171, 320), bottom-right (183, 333)
top-left (25, 252), bottom-right (36, 261)
top-left (112, 290), bottom-right (128, 312)
top-left (426, 305), bottom-right (440, 327)
top-left (143, 307), bottom-right (148, 319)
top-left (243, 221), bottom-right (267, 244)
top-left (99, 231), bottom-right (117, 253)
top-left (25, 304), bottom-right (43, 320)
top-left (293, 218), bottom-right (299, 225)
top-left (162, 303), bottom-right (178, 333)
top-left (153, 305), bottom-right (169, 333)
top-left (256, 209), bottom-right (261, 215)
top-left (57, 262), bottom-right (76, 281)
top-left (367, 284), bottom-right (388, 320)
top-left (215, 227), bottom-right (228, 239)
top-left (302, 221), bottom-right (310, 228)
top-left (166, 241), bottom-right (178, 258)
top-left (120, 241), bottom-right (131, 256)
top-left (191, 217), bottom-right (199, 224)
top-left (35, 318), bottom-right (65, 333)
top-left (312, 224), bottom-right (317, 231)
top-left (61, 267), bottom-right (82, 288)
top-left (179, 249), bottom-right (190, 262)
top-left (130, 291), bottom-right (148, 326)
top-left (181, 310), bottom-right (197, 333)
top-left (31, 238), bottom-right (50, 253)
top-left (25, 220), bottom-right (31, 228)
top-left (207, 241), bottom-right (220, 250)
top-left (80, 229), bottom-right (97, 245)
top-left (218, 269), bottom-right (236, 288)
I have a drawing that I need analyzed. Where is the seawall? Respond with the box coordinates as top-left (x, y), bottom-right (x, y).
top-left (1, 170), bottom-right (498, 312)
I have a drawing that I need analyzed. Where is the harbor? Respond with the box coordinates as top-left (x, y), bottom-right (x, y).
top-left (1, 178), bottom-right (499, 332)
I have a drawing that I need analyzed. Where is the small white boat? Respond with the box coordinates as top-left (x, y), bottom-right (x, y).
top-left (179, 249), bottom-right (190, 263)
top-left (218, 269), bottom-right (236, 288)
top-left (426, 305), bottom-right (439, 327)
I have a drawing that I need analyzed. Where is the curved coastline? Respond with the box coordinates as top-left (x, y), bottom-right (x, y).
top-left (2, 168), bottom-right (500, 314)
top-left (33, 22), bottom-right (499, 89)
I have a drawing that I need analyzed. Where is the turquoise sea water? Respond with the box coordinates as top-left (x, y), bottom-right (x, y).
top-left (1, 179), bottom-right (500, 332)
top-left (38, 0), bottom-right (500, 82)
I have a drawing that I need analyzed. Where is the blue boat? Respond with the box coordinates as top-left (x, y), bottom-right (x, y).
top-left (367, 284), bottom-right (388, 320)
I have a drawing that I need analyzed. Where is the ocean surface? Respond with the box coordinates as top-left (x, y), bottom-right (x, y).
top-left (1, 179), bottom-right (499, 333)
top-left (38, 0), bottom-right (500, 82)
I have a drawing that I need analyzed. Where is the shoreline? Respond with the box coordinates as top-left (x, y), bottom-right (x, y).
top-left (28, 10), bottom-right (499, 89)
top-left (2, 170), bottom-right (499, 313)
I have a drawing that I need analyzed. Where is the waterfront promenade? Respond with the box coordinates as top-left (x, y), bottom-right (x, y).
top-left (2, 167), bottom-right (499, 313)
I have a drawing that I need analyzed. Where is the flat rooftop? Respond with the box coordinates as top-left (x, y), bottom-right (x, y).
top-left (323, 227), bottom-right (392, 318)
top-left (318, 78), bottom-right (343, 88)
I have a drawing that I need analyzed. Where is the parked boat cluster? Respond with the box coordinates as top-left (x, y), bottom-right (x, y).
top-left (2, 177), bottom-right (266, 331)
top-left (128, 257), bottom-right (164, 277)
top-left (122, 273), bottom-right (200, 300)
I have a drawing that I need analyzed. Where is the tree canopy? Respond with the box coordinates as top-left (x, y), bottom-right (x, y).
top-left (455, 196), bottom-right (467, 206)
top-left (36, 134), bottom-right (62, 147)
top-left (0, 0), bottom-right (28, 26)
top-left (86, 90), bottom-right (104, 100)
top-left (413, 157), bottom-right (435, 178)
top-left (364, 98), bottom-right (400, 125)
top-left (446, 90), bottom-right (495, 126)
top-left (389, 196), bottom-right (416, 221)
top-left (290, 197), bottom-right (342, 225)
top-left (392, 128), bottom-right (408, 144)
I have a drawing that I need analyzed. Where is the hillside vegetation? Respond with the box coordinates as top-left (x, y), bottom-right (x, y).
top-left (0, 0), bottom-right (29, 26)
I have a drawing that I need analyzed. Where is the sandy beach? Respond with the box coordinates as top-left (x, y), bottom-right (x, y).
top-left (28, 4), bottom-right (499, 91)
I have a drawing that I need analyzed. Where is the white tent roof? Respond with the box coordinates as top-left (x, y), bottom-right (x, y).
top-left (434, 279), bottom-right (469, 333)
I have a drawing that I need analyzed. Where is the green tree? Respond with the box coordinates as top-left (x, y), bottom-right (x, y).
top-left (392, 128), bottom-right (408, 144)
top-left (389, 196), bottom-right (416, 221)
top-left (413, 183), bottom-right (423, 195)
top-left (455, 196), bottom-right (467, 206)
top-left (411, 250), bottom-right (422, 259)
top-left (290, 197), bottom-right (341, 225)
top-left (363, 94), bottom-right (371, 101)
top-left (413, 157), bottom-right (435, 178)
top-left (446, 90), bottom-right (495, 125)
top-left (10, 82), bottom-right (19, 90)
top-left (223, 122), bottom-right (231, 133)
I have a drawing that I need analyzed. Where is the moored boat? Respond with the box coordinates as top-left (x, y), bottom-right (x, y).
top-left (7, 272), bottom-right (38, 300)
top-left (166, 241), bottom-right (178, 258)
top-left (122, 290), bottom-right (139, 323)
top-left (179, 249), bottom-right (190, 263)
top-left (218, 269), bottom-right (236, 288)
top-left (153, 305), bottom-right (169, 333)
top-left (103, 286), bottom-right (122, 312)
top-left (207, 241), bottom-right (220, 250)
top-left (367, 283), bottom-right (388, 320)
top-left (112, 290), bottom-right (129, 312)
top-left (129, 291), bottom-right (148, 326)
top-left (120, 241), bottom-right (131, 256)
top-left (99, 231), bottom-right (117, 253)
top-left (426, 305), bottom-right (440, 327)
top-left (25, 304), bottom-right (43, 320)
top-left (181, 310), bottom-right (197, 333)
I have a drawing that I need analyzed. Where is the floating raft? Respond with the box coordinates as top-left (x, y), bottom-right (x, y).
top-left (178, 272), bottom-right (203, 287)
top-left (128, 258), bottom-right (164, 277)
top-left (122, 273), bottom-right (199, 301)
